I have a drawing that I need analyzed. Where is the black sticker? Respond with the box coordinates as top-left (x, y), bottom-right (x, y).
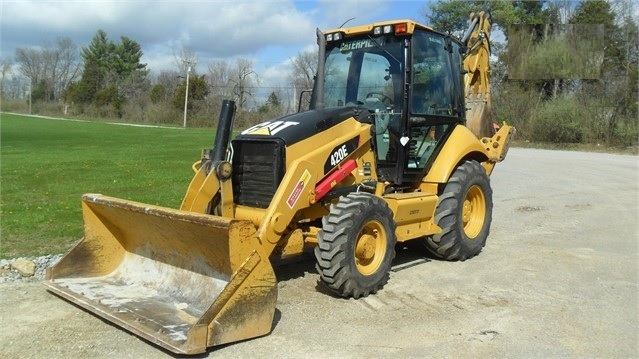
top-left (324, 136), bottom-right (360, 174)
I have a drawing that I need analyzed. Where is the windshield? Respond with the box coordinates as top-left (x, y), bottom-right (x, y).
top-left (322, 36), bottom-right (404, 163)
top-left (323, 37), bottom-right (404, 113)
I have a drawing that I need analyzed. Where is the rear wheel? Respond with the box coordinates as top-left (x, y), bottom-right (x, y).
top-left (315, 192), bottom-right (397, 298)
top-left (425, 160), bottom-right (493, 261)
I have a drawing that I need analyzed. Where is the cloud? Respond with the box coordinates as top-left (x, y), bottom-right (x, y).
top-left (1, 0), bottom-right (421, 91)
top-left (316, 0), bottom-right (391, 28)
top-left (1, 0), bottom-right (317, 71)
top-left (185, 2), bottom-right (316, 57)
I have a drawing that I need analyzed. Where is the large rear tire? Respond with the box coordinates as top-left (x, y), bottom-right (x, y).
top-left (315, 192), bottom-right (397, 298)
top-left (425, 160), bottom-right (493, 261)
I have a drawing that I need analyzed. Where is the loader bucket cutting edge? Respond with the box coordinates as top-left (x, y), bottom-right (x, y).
top-left (44, 194), bottom-right (278, 355)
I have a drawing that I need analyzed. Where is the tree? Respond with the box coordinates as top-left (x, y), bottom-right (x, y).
top-left (66, 57), bottom-right (101, 104)
top-left (206, 58), bottom-right (259, 111)
top-left (267, 91), bottom-right (281, 108)
top-left (0, 58), bottom-right (12, 99)
top-left (81, 30), bottom-right (112, 84)
top-left (150, 84), bottom-right (166, 104)
top-left (50, 37), bottom-right (82, 100)
top-left (570, 0), bottom-right (638, 145)
top-left (289, 50), bottom-right (317, 91)
top-left (112, 36), bottom-right (146, 77)
top-left (259, 90), bottom-right (283, 114)
top-left (14, 37), bottom-right (81, 103)
top-left (32, 79), bottom-right (54, 102)
top-left (423, 0), bottom-right (525, 38)
top-left (208, 60), bottom-right (234, 105)
top-left (150, 70), bottom-right (180, 105)
top-left (72, 30), bottom-right (148, 116)
top-left (231, 58), bottom-right (258, 111)
top-left (15, 47), bottom-right (44, 94)
top-left (173, 46), bottom-right (199, 76)
top-left (287, 50), bottom-right (317, 112)
top-left (172, 74), bottom-right (209, 113)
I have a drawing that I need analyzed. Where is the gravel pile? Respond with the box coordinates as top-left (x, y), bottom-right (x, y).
top-left (0, 254), bottom-right (63, 283)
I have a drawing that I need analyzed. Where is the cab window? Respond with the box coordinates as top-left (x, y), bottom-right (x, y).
top-left (411, 32), bottom-right (457, 116)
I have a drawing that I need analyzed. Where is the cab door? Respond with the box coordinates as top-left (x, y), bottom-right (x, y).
top-left (402, 31), bottom-right (464, 183)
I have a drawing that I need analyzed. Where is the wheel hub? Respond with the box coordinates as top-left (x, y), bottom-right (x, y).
top-left (355, 234), bottom-right (376, 261)
top-left (462, 184), bottom-right (486, 239)
top-left (354, 222), bottom-right (386, 276)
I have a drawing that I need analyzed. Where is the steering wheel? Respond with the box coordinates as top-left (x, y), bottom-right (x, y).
top-left (365, 92), bottom-right (393, 105)
top-left (362, 97), bottom-right (390, 135)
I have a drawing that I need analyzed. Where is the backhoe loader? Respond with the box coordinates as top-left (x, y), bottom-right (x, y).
top-left (45, 12), bottom-right (513, 354)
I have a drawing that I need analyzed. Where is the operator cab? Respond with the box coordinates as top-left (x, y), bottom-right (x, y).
top-left (313, 21), bottom-right (465, 185)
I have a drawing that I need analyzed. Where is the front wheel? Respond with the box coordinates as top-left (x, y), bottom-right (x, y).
top-left (315, 192), bottom-right (397, 298)
top-left (424, 160), bottom-right (493, 261)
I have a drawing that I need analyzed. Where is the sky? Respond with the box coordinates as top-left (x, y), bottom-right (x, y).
top-left (1, 0), bottom-right (430, 90)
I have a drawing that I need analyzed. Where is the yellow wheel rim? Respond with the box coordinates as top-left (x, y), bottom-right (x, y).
top-left (462, 185), bottom-right (486, 239)
top-left (354, 220), bottom-right (386, 276)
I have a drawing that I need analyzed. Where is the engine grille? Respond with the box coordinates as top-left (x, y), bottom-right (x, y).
top-left (231, 139), bottom-right (285, 209)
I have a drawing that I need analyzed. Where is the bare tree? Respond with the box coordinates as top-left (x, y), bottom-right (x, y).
top-left (288, 50), bottom-right (317, 91)
top-left (207, 58), bottom-right (259, 111)
top-left (287, 50), bottom-right (318, 112)
top-left (15, 47), bottom-right (43, 90)
top-left (14, 37), bottom-right (81, 102)
top-left (155, 70), bottom-right (180, 97)
top-left (52, 37), bottom-right (82, 100)
top-left (231, 58), bottom-right (258, 111)
top-left (0, 58), bottom-right (12, 99)
top-left (208, 60), bottom-right (233, 102)
top-left (173, 46), bottom-right (199, 75)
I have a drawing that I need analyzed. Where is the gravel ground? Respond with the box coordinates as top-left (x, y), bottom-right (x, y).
top-left (1, 148), bottom-right (637, 358)
top-left (0, 255), bottom-right (63, 283)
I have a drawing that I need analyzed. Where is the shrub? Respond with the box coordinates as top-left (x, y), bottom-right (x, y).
top-left (530, 96), bottom-right (585, 143)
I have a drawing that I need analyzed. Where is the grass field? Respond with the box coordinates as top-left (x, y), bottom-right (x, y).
top-left (0, 113), bottom-right (216, 258)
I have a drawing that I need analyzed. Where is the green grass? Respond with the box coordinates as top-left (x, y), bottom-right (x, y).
top-left (0, 113), bottom-right (216, 258)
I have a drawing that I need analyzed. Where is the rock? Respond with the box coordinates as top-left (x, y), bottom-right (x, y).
top-left (11, 259), bottom-right (36, 277)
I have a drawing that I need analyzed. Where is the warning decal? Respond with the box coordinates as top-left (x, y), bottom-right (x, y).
top-left (286, 170), bottom-right (311, 208)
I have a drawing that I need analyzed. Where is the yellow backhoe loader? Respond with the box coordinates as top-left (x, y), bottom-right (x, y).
top-left (45, 12), bottom-right (513, 354)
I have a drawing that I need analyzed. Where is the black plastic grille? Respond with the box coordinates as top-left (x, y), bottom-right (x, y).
top-left (231, 139), bottom-right (285, 209)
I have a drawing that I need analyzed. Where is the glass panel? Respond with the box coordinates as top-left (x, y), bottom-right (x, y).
top-left (323, 37), bottom-right (404, 164)
top-left (324, 38), bottom-right (403, 109)
top-left (450, 42), bottom-right (464, 112)
top-left (411, 32), bottom-right (455, 116)
top-left (406, 123), bottom-right (449, 169)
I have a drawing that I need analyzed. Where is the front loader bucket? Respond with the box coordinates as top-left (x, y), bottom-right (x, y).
top-left (44, 194), bottom-right (277, 355)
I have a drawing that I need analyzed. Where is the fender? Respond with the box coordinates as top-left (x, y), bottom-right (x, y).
top-left (423, 124), bottom-right (489, 184)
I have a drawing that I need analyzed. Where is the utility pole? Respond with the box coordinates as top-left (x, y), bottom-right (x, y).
top-left (28, 78), bottom-right (32, 115)
top-left (183, 65), bottom-right (191, 128)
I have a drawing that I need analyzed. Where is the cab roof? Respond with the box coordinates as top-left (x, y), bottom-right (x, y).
top-left (324, 19), bottom-right (433, 36)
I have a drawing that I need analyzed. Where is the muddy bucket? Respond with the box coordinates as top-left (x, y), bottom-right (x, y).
top-left (44, 194), bottom-right (277, 354)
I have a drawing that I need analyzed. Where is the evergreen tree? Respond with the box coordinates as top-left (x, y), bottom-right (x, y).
top-left (172, 74), bottom-right (209, 113)
top-left (267, 91), bottom-right (281, 108)
top-left (71, 29), bottom-right (148, 116)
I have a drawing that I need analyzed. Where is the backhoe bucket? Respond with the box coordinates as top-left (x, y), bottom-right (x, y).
top-left (44, 194), bottom-right (277, 355)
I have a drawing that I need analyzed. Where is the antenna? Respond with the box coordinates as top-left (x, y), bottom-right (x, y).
top-left (339, 17), bottom-right (356, 28)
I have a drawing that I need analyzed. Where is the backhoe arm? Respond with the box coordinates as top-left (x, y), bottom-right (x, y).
top-left (463, 11), bottom-right (494, 139)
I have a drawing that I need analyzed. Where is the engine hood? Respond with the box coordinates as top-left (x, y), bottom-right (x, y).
top-left (236, 107), bottom-right (368, 146)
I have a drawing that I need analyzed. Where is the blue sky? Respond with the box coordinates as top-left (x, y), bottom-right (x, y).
top-left (1, 0), bottom-right (430, 88)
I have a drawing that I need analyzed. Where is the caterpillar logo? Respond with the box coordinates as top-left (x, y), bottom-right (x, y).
top-left (340, 38), bottom-right (384, 52)
top-left (242, 120), bottom-right (299, 136)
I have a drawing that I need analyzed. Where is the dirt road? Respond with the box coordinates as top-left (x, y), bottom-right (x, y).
top-left (1, 148), bottom-right (637, 358)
